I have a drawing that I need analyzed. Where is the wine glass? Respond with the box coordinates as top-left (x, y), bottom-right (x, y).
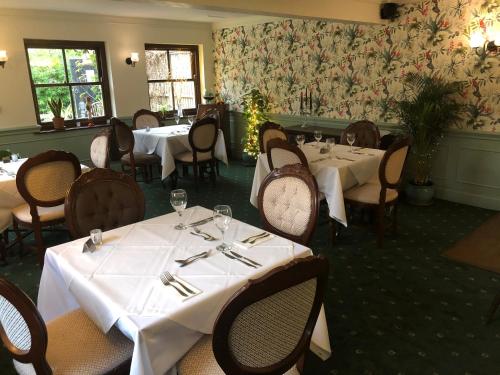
top-left (174, 115), bottom-right (180, 125)
top-left (295, 134), bottom-right (305, 149)
top-left (188, 115), bottom-right (195, 126)
top-left (213, 205), bottom-right (232, 251)
top-left (170, 189), bottom-right (187, 230)
top-left (326, 138), bottom-right (336, 159)
top-left (346, 133), bottom-right (356, 153)
top-left (314, 130), bottom-right (322, 148)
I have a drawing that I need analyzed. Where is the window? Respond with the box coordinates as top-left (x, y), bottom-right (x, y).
top-left (24, 39), bottom-right (112, 128)
top-left (145, 44), bottom-right (201, 115)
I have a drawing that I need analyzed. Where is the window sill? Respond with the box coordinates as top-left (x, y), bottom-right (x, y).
top-left (36, 123), bottom-right (110, 135)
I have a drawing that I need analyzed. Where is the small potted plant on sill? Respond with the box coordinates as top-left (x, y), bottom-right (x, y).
top-left (393, 73), bottom-right (465, 205)
top-left (241, 89), bottom-right (269, 166)
top-left (48, 98), bottom-right (65, 130)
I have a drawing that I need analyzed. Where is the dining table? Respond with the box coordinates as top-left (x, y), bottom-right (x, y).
top-left (37, 205), bottom-right (332, 375)
top-left (250, 143), bottom-right (385, 226)
top-left (133, 125), bottom-right (229, 180)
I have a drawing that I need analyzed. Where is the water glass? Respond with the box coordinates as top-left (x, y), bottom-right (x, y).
top-left (188, 115), bottom-right (195, 126)
top-left (11, 153), bottom-right (19, 162)
top-left (346, 133), bottom-right (356, 153)
top-left (326, 138), bottom-right (336, 159)
top-left (90, 229), bottom-right (102, 246)
top-left (296, 134), bottom-right (305, 149)
top-left (314, 130), bottom-right (322, 148)
top-left (146, 126), bottom-right (150, 132)
top-left (174, 115), bottom-right (180, 125)
top-left (170, 189), bottom-right (188, 229)
top-left (213, 205), bottom-right (232, 251)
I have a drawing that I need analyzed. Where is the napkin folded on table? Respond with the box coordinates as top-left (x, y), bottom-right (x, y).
top-left (232, 233), bottom-right (275, 250)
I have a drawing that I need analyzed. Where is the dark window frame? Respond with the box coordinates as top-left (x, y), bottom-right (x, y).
top-left (144, 43), bottom-right (201, 117)
top-left (24, 39), bottom-right (112, 130)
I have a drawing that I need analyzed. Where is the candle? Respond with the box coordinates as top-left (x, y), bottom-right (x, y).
top-left (305, 88), bottom-right (308, 105)
top-left (300, 92), bottom-right (303, 111)
top-left (309, 90), bottom-right (312, 111)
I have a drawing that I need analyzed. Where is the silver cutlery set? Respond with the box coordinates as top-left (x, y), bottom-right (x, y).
top-left (160, 271), bottom-right (196, 297)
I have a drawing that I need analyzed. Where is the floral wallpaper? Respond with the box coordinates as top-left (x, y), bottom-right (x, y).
top-left (213, 0), bottom-right (499, 132)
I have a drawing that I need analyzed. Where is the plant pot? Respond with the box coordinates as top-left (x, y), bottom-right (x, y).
top-left (52, 117), bottom-right (65, 130)
top-left (242, 151), bottom-right (257, 167)
top-left (405, 182), bottom-right (434, 206)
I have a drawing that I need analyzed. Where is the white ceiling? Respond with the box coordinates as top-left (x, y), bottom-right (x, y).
top-left (0, 0), bottom-right (254, 22)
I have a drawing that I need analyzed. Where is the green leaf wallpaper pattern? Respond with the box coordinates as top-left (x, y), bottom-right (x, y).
top-left (213, 0), bottom-right (499, 132)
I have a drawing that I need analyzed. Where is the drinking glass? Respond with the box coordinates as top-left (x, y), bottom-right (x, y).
top-left (326, 138), bottom-right (336, 159)
top-left (346, 133), bottom-right (356, 153)
top-left (170, 189), bottom-right (188, 230)
top-left (213, 205), bottom-right (232, 251)
top-left (174, 115), bottom-right (180, 125)
top-left (295, 134), bottom-right (305, 149)
top-left (90, 229), bottom-right (102, 246)
top-left (11, 153), bottom-right (19, 162)
top-left (188, 115), bottom-right (195, 126)
top-left (314, 130), bottom-right (322, 148)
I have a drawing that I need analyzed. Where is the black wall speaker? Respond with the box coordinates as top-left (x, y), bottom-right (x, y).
top-left (380, 3), bottom-right (399, 20)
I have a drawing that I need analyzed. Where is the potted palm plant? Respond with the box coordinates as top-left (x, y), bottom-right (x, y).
top-left (241, 89), bottom-right (269, 165)
top-left (48, 98), bottom-right (65, 130)
top-left (393, 73), bottom-right (465, 205)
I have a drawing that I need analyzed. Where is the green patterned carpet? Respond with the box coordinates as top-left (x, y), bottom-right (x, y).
top-left (1, 162), bottom-right (499, 375)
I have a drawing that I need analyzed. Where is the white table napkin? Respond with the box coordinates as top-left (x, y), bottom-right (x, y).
top-left (233, 233), bottom-right (275, 249)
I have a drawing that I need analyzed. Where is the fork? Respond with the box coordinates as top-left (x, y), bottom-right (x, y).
top-left (247, 232), bottom-right (270, 244)
top-left (241, 232), bottom-right (268, 243)
top-left (163, 271), bottom-right (196, 294)
top-left (160, 273), bottom-right (188, 297)
top-left (191, 227), bottom-right (219, 241)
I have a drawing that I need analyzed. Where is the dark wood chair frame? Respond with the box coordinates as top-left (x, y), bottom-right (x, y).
top-left (258, 164), bottom-right (319, 246)
top-left (212, 255), bottom-right (329, 375)
top-left (266, 138), bottom-right (309, 171)
top-left (340, 120), bottom-right (381, 149)
top-left (344, 137), bottom-right (412, 248)
top-left (487, 290), bottom-right (500, 324)
top-left (258, 121), bottom-right (288, 154)
top-left (195, 106), bottom-right (222, 176)
top-left (132, 109), bottom-right (162, 130)
top-left (65, 168), bottom-right (145, 239)
top-left (90, 129), bottom-right (111, 169)
top-left (13, 150), bottom-right (81, 266)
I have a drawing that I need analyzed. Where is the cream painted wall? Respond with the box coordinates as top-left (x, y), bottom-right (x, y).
top-left (0, 8), bottom-right (215, 129)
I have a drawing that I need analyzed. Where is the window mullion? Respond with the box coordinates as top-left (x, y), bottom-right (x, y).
top-left (62, 48), bottom-right (76, 121)
top-left (167, 49), bottom-right (175, 111)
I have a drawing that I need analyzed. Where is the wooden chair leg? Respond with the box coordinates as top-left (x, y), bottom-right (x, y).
top-left (13, 219), bottom-right (24, 257)
top-left (193, 162), bottom-right (199, 188)
top-left (33, 222), bottom-right (45, 268)
top-left (216, 160), bottom-right (220, 176)
top-left (377, 204), bottom-right (385, 248)
top-left (392, 204), bottom-right (398, 235)
top-left (487, 291), bottom-right (500, 324)
top-left (330, 218), bottom-right (337, 246)
top-left (0, 234), bottom-right (7, 266)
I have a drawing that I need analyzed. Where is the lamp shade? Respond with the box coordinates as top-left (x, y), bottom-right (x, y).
top-left (0, 50), bottom-right (7, 62)
top-left (130, 52), bottom-right (139, 63)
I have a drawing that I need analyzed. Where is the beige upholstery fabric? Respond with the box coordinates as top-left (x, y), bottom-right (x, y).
top-left (12, 204), bottom-right (64, 223)
top-left (0, 296), bottom-right (31, 351)
top-left (23, 161), bottom-right (77, 202)
top-left (135, 114), bottom-right (160, 130)
top-left (344, 182), bottom-right (399, 204)
top-left (13, 309), bottom-right (133, 375)
top-left (175, 151), bottom-right (212, 163)
top-left (0, 208), bottom-right (12, 233)
top-left (178, 335), bottom-right (299, 375)
top-left (269, 148), bottom-right (302, 169)
top-left (192, 123), bottom-right (217, 150)
top-left (90, 135), bottom-right (109, 168)
top-left (121, 153), bottom-right (160, 165)
top-left (385, 146), bottom-right (409, 184)
top-left (263, 129), bottom-right (287, 153)
top-left (262, 176), bottom-right (312, 236)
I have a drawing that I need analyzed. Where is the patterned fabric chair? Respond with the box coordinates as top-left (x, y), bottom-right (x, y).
top-left (13, 150), bottom-right (81, 266)
top-left (133, 109), bottom-right (161, 130)
top-left (0, 209), bottom-right (12, 264)
top-left (196, 105), bottom-right (223, 176)
top-left (267, 138), bottom-right (309, 170)
top-left (343, 137), bottom-right (411, 247)
top-left (90, 130), bottom-right (110, 169)
top-left (178, 256), bottom-right (329, 375)
top-left (340, 120), bottom-right (380, 149)
top-left (65, 168), bottom-right (145, 239)
top-left (0, 277), bottom-right (133, 375)
top-left (258, 164), bottom-right (319, 245)
top-left (112, 117), bottom-right (161, 183)
top-left (259, 121), bottom-right (288, 154)
top-left (174, 116), bottom-right (219, 188)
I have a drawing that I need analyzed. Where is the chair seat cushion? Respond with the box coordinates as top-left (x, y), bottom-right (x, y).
top-left (12, 204), bottom-right (64, 224)
top-left (175, 151), bottom-right (213, 163)
top-left (0, 208), bottom-right (12, 232)
top-left (13, 308), bottom-right (133, 375)
top-left (344, 182), bottom-right (398, 204)
top-left (121, 152), bottom-right (160, 165)
top-left (178, 335), bottom-right (299, 375)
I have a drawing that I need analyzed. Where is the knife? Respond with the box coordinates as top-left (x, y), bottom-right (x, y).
top-left (229, 250), bottom-right (262, 267)
top-left (222, 251), bottom-right (257, 268)
top-left (186, 217), bottom-right (214, 227)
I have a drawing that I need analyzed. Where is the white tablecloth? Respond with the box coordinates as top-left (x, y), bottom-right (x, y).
top-left (38, 206), bottom-right (331, 375)
top-left (133, 125), bottom-right (229, 180)
top-left (250, 143), bottom-right (385, 226)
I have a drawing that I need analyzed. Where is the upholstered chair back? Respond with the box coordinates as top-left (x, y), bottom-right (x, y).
top-left (0, 277), bottom-right (51, 374)
top-left (133, 109), bottom-right (161, 130)
top-left (16, 150), bottom-right (81, 208)
top-left (258, 164), bottom-right (318, 245)
top-left (259, 121), bottom-right (288, 154)
top-left (90, 130), bottom-right (110, 169)
top-left (379, 137), bottom-right (411, 189)
top-left (189, 117), bottom-right (218, 153)
top-left (267, 138), bottom-right (309, 170)
top-left (212, 256), bottom-right (329, 375)
top-left (340, 120), bottom-right (380, 149)
top-left (65, 168), bottom-right (145, 239)
top-left (112, 118), bottom-right (134, 156)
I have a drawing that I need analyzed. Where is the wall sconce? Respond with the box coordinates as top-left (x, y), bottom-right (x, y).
top-left (0, 50), bottom-right (8, 69)
top-left (125, 52), bottom-right (139, 67)
top-left (470, 30), bottom-right (499, 56)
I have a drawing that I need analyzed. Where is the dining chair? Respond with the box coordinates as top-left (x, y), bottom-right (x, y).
top-left (259, 121), bottom-right (288, 154)
top-left (0, 209), bottom-right (12, 265)
top-left (112, 117), bottom-right (161, 183)
top-left (133, 109), bottom-right (162, 130)
top-left (13, 150), bottom-right (81, 266)
top-left (343, 137), bottom-right (411, 247)
top-left (0, 277), bottom-right (133, 375)
top-left (173, 116), bottom-right (218, 188)
top-left (266, 138), bottom-right (309, 171)
top-left (258, 164), bottom-right (319, 246)
top-left (379, 133), bottom-right (397, 150)
top-left (178, 255), bottom-right (329, 375)
top-left (196, 105), bottom-right (222, 176)
top-left (90, 130), bottom-right (110, 169)
top-left (340, 120), bottom-right (381, 149)
top-left (65, 168), bottom-right (145, 239)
